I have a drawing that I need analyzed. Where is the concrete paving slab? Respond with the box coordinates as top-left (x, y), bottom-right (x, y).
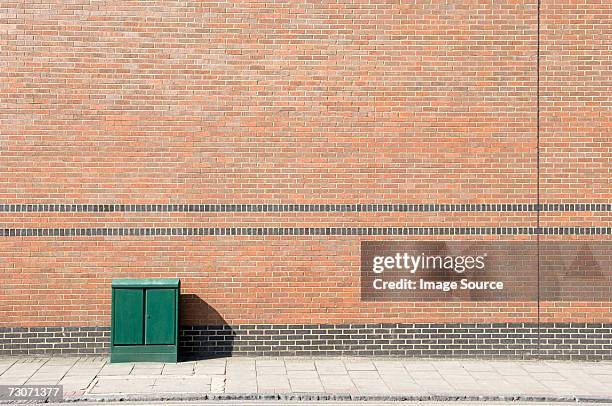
top-left (0, 363), bottom-right (15, 376)
top-left (402, 360), bottom-right (437, 371)
top-left (257, 377), bottom-right (291, 393)
top-left (36, 363), bottom-right (73, 375)
top-left (256, 374), bottom-right (290, 385)
top-left (531, 372), bottom-right (565, 381)
top-left (194, 358), bottom-right (226, 374)
top-left (348, 370), bottom-right (380, 380)
top-left (461, 360), bottom-right (496, 371)
top-left (538, 379), bottom-right (583, 394)
top-left (256, 366), bottom-right (286, 375)
top-left (377, 367), bottom-right (415, 380)
top-left (287, 369), bottom-right (318, 379)
top-left (224, 379), bottom-right (256, 393)
top-left (225, 369), bottom-right (256, 379)
top-left (442, 374), bottom-right (479, 387)
top-left (408, 370), bottom-right (444, 381)
top-left (502, 375), bottom-right (555, 395)
top-left (373, 360), bottom-right (405, 369)
top-left (434, 360), bottom-right (465, 368)
top-left (65, 369), bottom-right (103, 380)
top-left (195, 358), bottom-right (227, 365)
top-left (438, 368), bottom-right (472, 377)
top-left (383, 379), bottom-right (424, 393)
top-left (289, 377), bottom-right (324, 392)
top-left (74, 356), bottom-right (106, 364)
top-left (351, 378), bottom-right (392, 395)
top-left (5, 361), bottom-right (45, 370)
top-left (152, 376), bottom-right (211, 393)
top-left (522, 362), bottom-right (556, 373)
top-left (285, 360), bottom-right (316, 371)
top-left (494, 366), bottom-right (529, 376)
top-left (130, 364), bottom-right (164, 375)
top-left (435, 366), bottom-right (467, 375)
top-left (24, 378), bottom-right (62, 385)
top-left (321, 385), bottom-right (359, 395)
top-left (594, 374), bottom-right (612, 384)
top-left (477, 379), bottom-right (522, 395)
top-left (90, 377), bottom-right (156, 394)
top-left (319, 374), bottom-right (355, 389)
top-left (255, 359), bottom-right (285, 367)
top-left (0, 376), bottom-right (30, 385)
top-left (14, 357), bottom-right (47, 363)
top-left (557, 368), bottom-right (598, 386)
top-left (411, 376), bottom-right (454, 393)
top-left (226, 358), bottom-right (255, 371)
top-left (26, 372), bottom-right (66, 384)
top-left (98, 363), bottom-right (134, 376)
top-left (210, 375), bottom-right (225, 393)
top-left (468, 370), bottom-right (503, 380)
top-left (315, 359), bottom-right (347, 375)
top-left (343, 359), bottom-right (376, 371)
top-left (59, 376), bottom-right (96, 391)
top-left (45, 358), bottom-right (78, 366)
top-left (581, 364), bottom-right (612, 375)
top-left (321, 387), bottom-right (359, 395)
top-left (162, 362), bottom-right (195, 375)
top-left (130, 362), bottom-right (165, 368)
top-left (1, 362), bottom-right (44, 379)
top-left (194, 364), bottom-right (226, 375)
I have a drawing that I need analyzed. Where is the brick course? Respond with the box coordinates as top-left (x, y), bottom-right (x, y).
top-left (2, 323), bottom-right (611, 361)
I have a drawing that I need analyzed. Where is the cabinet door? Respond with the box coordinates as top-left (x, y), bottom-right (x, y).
top-left (145, 289), bottom-right (176, 345)
top-left (113, 289), bottom-right (144, 345)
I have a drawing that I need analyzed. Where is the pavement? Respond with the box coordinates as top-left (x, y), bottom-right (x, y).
top-left (0, 356), bottom-right (611, 403)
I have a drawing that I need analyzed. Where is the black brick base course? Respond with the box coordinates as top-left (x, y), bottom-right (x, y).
top-left (1, 324), bottom-right (610, 360)
top-left (0, 327), bottom-right (109, 356)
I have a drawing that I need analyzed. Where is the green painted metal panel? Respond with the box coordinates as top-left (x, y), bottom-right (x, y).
top-left (112, 278), bottom-right (179, 288)
top-left (145, 289), bottom-right (176, 345)
top-left (113, 289), bottom-right (144, 345)
top-left (110, 279), bottom-right (179, 363)
top-left (110, 344), bottom-right (177, 363)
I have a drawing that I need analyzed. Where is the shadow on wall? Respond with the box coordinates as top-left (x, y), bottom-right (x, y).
top-left (178, 294), bottom-right (235, 360)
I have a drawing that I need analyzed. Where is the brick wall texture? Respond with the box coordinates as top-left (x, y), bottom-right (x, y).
top-left (0, 1), bottom-right (610, 358)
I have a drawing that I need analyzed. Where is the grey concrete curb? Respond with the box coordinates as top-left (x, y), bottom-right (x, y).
top-left (52, 392), bottom-right (612, 404)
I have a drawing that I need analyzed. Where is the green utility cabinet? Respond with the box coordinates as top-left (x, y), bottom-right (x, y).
top-left (111, 278), bottom-right (179, 363)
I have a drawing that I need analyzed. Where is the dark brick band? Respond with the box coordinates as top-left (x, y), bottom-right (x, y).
top-left (1, 227), bottom-right (611, 237)
top-left (0, 203), bottom-right (610, 213)
top-left (2, 323), bottom-right (610, 360)
top-left (0, 327), bottom-right (108, 356)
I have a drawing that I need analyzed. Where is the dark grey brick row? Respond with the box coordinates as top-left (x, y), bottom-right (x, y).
top-left (2, 324), bottom-right (611, 360)
top-left (0, 327), bottom-right (109, 356)
top-left (1, 227), bottom-right (611, 237)
top-left (0, 203), bottom-right (610, 213)
top-left (177, 323), bottom-right (612, 360)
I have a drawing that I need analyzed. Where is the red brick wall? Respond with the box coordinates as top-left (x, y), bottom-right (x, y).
top-left (1, 0), bottom-right (537, 203)
top-left (540, 0), bottom-right (610, 204)
top-left (538, 0), bottom-right (611, 324)
top-left (0, 0), bottom-right (609, 331)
